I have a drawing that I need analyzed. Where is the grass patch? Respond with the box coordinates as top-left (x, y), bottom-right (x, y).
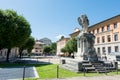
top-left (0, 63), bottom-right (120, 80)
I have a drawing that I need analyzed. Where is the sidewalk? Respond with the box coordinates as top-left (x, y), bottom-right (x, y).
top-left (48, 75), bottom-right (120, 80)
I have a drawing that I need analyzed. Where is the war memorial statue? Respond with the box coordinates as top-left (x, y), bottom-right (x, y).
top-left (61, 15), bottom-right (116, 73)
top-left (76, 14), bottom-right (98, 62)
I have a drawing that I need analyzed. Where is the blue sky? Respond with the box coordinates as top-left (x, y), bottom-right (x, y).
top-left (0, 0), bottom-right (120, 42)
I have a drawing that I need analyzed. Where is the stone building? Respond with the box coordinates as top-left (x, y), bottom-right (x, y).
top-left (70, 14), bottom-right (120, 59)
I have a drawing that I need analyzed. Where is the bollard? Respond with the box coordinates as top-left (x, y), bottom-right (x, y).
top-left (105, 66), bottom-right (107, 75)
top-left (117, 68), bottom-right (118, 74)
top-left (115, 62), bottom-right (118, 74)
top-left (23, 65), bottom-right (25, 80)
top-left (57, 65), bottom-right (59, 78)
top-left (83, 65), bottom-right (86, 76)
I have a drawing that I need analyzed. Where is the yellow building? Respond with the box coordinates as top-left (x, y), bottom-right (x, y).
top-left (88, 14), bottom-right (120, 58)
top-left (70, 14), bottom-right (120, 58)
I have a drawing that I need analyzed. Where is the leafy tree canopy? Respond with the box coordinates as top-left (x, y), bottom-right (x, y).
top-left (43, 46), bottom-right (52, 53)
top-left (0, 9), bottom-right (31, 49)
top-left (0, 9), bottom-right (31, 62)
top-left (64, 38), bottom-right (77, 55)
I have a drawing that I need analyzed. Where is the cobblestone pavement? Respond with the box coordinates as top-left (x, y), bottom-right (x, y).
top-left (48, 75), bottom-right (120, 80)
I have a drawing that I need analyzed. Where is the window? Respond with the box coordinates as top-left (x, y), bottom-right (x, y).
top-left (97, 37), bottom-right (100, 43)
top-left (102, 26), bottom-right (104, 32)
top-left (97, 47), bottom-right (100, 54)
top-left (97, 28), bottom-right (99, 33)
top-left (107, 35), bottom-right (111, 42)
top-left (108, 47), bottom-right (111, 54)
top-left (114, 22), bottom-right (117, 29)
top-left (35, 50), bottom-right (38, 52)
top-left (115, 46), bottom-right (119, 52)
top-left (107, 25), bottom-right (110, 30)
top-left (114, 33), bottom-right (118, 41)
top-left (102, 36), bottom-right (105, 43)
top-left (102, 47), bottom-right (106, 55)
top-left (35, 48), bottom-right (38, 49)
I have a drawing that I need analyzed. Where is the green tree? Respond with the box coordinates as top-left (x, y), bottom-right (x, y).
top-left (69, 38), bottom-right (77, 53)
top-left (43, 46), bottom-right (52, 55)
top-left (50, 42), bottom-right (56, 54)
top-left (0, 9), bottom-right (31, 62)
top-left (65, 41), bottom-right (72, 56)
top-left (61, 47), bottom-right (67, 53)
top-left (64, 38), bottom-right (77, 57)
top-left (19, 36), bottom-right (35, 58)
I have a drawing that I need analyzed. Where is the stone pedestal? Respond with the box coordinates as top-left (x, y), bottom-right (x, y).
top-left (76, 32), bottom-right (98, 62)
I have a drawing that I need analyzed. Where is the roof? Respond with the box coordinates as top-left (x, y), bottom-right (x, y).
top-left (57, 38), bottom-right (70, 42)
top-left (35, 41), bottom-right (45, 44)
top-left (69, 30), bottom-right (80, 36)
top-left (69, 14), bottom-right (120, 37)
top-left (89, 14), bottom-right (120, 29)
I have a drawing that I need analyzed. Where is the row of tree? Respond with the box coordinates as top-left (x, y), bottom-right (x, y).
top-left (61, 38), bottom-right (77, 57)
top-left (0, 9), bottom-right (35, 62)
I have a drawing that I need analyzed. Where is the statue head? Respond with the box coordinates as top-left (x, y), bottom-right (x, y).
top-left (78, 14), bottom-right (89, 27)
top-left (78, 14), bottom-right (89, 33)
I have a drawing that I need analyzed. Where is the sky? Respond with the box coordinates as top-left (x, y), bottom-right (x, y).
top-left (0, 0), bottom-right (120, 42)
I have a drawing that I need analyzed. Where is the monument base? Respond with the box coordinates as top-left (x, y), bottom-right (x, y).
top-left (60, 58), bottom-right (83, 72)
top-left (60, 57), bottom-right (117, 73)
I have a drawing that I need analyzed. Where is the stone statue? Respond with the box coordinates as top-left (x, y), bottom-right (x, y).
top-left (78, 15), bottom-right (89, 33)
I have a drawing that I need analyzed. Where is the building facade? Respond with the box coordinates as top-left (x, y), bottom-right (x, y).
top-left (0, 48), bottom-right (19, 61)
top-left (31, 40), bottom-right (45, 55)
top-left (70, 15), bottom-right (120, 59)
top-left (88, 15), bottom-right (120, 58)
top-left (57, 38), bottom-right (70, 56)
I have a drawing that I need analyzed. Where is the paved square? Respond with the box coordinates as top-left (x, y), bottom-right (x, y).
top-left (0, 66), bottom-right (39, 80)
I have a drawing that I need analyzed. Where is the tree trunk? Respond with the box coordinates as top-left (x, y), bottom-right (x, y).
top-left (19, 48), bottom-right (23, 58)
top-left (6, 48), bottom-right (11, 62)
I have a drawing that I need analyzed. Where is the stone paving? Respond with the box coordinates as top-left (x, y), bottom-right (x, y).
top-left (48, 75), bottom-right (120, 80)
